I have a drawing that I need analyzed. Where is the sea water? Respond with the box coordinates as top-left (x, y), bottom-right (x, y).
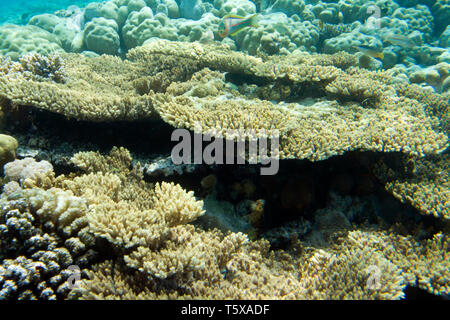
top-left (0, 0), bottom-right (99, 25)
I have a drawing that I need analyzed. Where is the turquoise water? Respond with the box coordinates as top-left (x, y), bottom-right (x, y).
top-left (0, 0), bottom-right (449, 301)
top-left (0, 0), bottom-right (98, 25)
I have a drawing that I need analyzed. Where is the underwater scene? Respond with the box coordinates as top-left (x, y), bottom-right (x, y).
top-left (0, 0), bottom-right (448, 301)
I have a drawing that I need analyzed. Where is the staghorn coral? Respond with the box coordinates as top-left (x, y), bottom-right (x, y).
top-left (344, 230), bottom-right (450, 296)
top-left (74, 224), bottom-right (436, 300)
top-left (0, 53), bottom-right (67, 83)
top-left (374, 154), bottom-right (449, 220)
top-left (55, 147), bottom-right (204, 250)
top-left (0, 187), bottom-right (96, 299)
top-left (0, 53), bottom-right (157, 121)
top-left (1, 40), bottom-right (448, 162)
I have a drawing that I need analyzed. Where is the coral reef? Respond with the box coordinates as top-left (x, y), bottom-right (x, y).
top-left (0, 147), bottom-right (207, 299)
top-left (0, 0), bottom-right (449, 302)
top-left (431, 0), bottom-right (450, 34)
top-left (0, 0), bottom-right (447, 95)
top-left (374, 153), bottom-right (449, 220)
top-left (0, 144), bottom-right (448, 300)
top-left (72, 209), bottom-right (449, 299)
top-left (392, 5), bottom-right (434, 41)
top-left (0, 53), bottom-right (156, 121)
top-left (409, 62), bottom-right (449, 94)
top-left (1, 53), bottom-right (67, 83)
top-left (0, 41), bottom-right (448, 163)
top-left (3, 158), bottom-right (53, 188)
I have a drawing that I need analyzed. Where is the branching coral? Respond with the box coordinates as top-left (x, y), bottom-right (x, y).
top-left (47, 147), bottom-right (202, 251)
top-left (345, 230), bottom-right (450, 296)
top-left (0, 38), bottom-right (448, 300)
top-left (0, 53), bottom-right (66, 83)
top-left (75, 230), bottom-right (308, 300)
top-left (0, 53), bottom-right (156, 121)
top-left (77, 224), bottom-right (443, 300)
top-left (1, 145), bottom-right (447, 300)
top-left (1, 40), bottom-right (447, 163)
top-left (154, 84), bottom-right (447, 161)
top-left (374, 154), bottom-right (449, 220)
top-left (18, 53), bottom-right (67, 83)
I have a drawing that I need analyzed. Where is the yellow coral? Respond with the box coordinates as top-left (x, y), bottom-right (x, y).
top-left (374, 154), bottom-right (449, 220)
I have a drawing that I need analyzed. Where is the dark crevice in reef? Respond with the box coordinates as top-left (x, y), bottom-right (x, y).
top-left (226, 72), bottom-right (338, 103)
top-left (225, 71), bottom-right (374, 106)
top-left (225, 72), bottom-right (271, 87)
top-left (4, 106), bottom-right (446, 243)
top-left (4, 107), bottom-right (177, 175)
top-left (404, 286), bottom-right (448, 300)
top-left (152, 153), bottom-right (447, 245)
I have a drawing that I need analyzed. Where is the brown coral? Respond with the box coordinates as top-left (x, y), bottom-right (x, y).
top-left (1, 40), bottom-right (447, 162)
top-left (374, 154), bottom-right (449, 220)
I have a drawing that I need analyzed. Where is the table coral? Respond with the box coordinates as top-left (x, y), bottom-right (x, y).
top-left (0, 0), bottom-right (448, 303)
top-left (0, 53), bottom-right (156, 121)
top-left (374, 153), bottom-right (450, 221)
top-left (0, 143), bottom-right (447, 300)
top-left (0, 41), bottom-right (448, 162)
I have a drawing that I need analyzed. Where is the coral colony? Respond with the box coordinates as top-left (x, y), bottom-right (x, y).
top-left (171, 124), bottom-right (280, 175)
top-left (0, 0), bottom-right (449, 300)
